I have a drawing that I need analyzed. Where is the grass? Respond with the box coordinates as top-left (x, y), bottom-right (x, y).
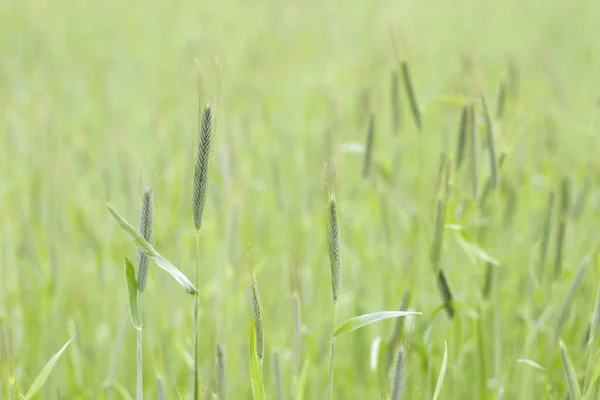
top-left (2, 0), bottom-right (600, 398)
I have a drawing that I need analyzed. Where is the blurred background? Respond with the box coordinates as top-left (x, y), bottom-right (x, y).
top-left (2, 0), bottom-right (600, 398)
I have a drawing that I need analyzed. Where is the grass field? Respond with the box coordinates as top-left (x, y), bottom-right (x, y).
top-left (2, 0), bottom-right (600, 398)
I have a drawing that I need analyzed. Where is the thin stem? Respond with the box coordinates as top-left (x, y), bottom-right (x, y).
top-left (328, 304), bottom-right (338, 400)
top-left (137, 292), bottom-right (143, 400)
top-left (193, 232), bottom-right (201, 400)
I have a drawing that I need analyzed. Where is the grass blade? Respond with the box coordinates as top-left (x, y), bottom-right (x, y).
top-left (432, 341), bottom-right (448, 400)
top-left (454, 234), bottom-right (500, 266)
top-left (516, 359), bottom-right (545, 371)
top-left (333, 311), bottom-right (420, 337)
top-left (23, 335), bottom-right (76, 399)
top-left (556, 258), bottom-right (589, 338)
top-left (106, 204), bottom-right (198, 295)
top-left (401, 61), bottom-right (422, 131)
top-left (124, 257), bottom-right (141, 330)
top-left (249, 320), bottom-right (266, 400)
top-left (560, 340), bottom-right (582, 399)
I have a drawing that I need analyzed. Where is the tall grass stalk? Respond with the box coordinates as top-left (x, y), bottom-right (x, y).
top-left (327, 194), bottom-right (341, 399)
top-left (192, 102), bottom-right (215, 400)
top-left (137, 186), bottom-right (153, 400)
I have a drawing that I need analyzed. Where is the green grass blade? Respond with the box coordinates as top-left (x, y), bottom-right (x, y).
top-left (249, 320), bottom-right (266, 400)
top-left (333, 311), bottom-right (420, 337)
top-left (454, 234), bottom-right (500, 266)
top-left (124, 257), bottom-right (142, 330)
top-left (516, 359), bottom-right (545, 371)
top-left (295, 359), bottom-right (310, 400)
top-left (584, 357), bottom-right (600, 399)
top-left (560, 340), bottom-right (582, 399)
top-left (23, 335), bottom-right (77, 399)
top-left (432, 341), bottom-right (448, 400)
top-left (106, 204), bottom-right (198, 295)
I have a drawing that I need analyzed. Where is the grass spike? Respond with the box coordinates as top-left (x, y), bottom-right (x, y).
top-left (390, 347), bottom-right (406, 400)
top-left (401, 61), bottom-right (422, 131)
top-left (193, 103), bottom-right (214, 231)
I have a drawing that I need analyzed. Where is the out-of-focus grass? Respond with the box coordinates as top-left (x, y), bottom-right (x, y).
top-left (2, 0), bottom-right (600, 398)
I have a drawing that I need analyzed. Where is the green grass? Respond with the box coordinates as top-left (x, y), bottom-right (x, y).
top-left (2, 0), bottom-right (600, 398)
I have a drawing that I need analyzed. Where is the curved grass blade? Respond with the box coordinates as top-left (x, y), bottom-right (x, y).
top-left (23, 335), bottom-right (77, 399)
top-left (106, 204), bottom-right (198, 295)
top-left (436, 270), bottom-right (454, 319)
top-left (124, 257), bottom-right (141, 330)
top-left (295, 359), bottom-right (310, 400)
top-left (249, 320), bottom-right (266, 400)
top-left (432, 341), bottom-right (448, 400)
top-left (556, 258), bottom-right (588, 338)
top-left (516, 359), bottom-right (545, 371)
top-left (560, 340), bottom-right (582, 399)
top-left (454, 234), bottom-right (500, 266)
top-left (333, 311), bottom-right (420, 337)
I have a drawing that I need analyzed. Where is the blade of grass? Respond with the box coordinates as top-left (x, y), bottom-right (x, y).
top-left (556, 258), bottom-right (589, 338)
top-left (560, 340), bottom-right (582, 399)
top-left (106, 204), bottom-right (198, 295)
top-left (333, 311), bottom-right (420, 337)
top-left (124, 258), bottom-right (141, 330)
top-left (23, 335), bottom-right (77, 400)
top-left (432, 341), bottom-right (448, 400)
